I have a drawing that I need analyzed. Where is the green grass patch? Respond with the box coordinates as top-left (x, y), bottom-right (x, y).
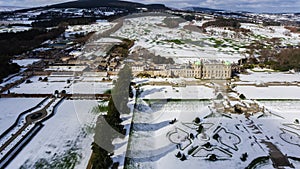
top-left (104, 89), bottom-right (111, 94)
top-left (164, 39), bottom-right (184, 45)
top-left (21, 148), bottom-right (82, 169)
top-left (84, 124), bottom-right (95, 134)
top-left (144, 29), bottom-right (151, 33)
top-left (92, 102), bottom-right (109, 114)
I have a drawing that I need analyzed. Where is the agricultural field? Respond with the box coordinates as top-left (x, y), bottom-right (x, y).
top-left (112, 14), bottom-right (300, 65)
top-left (112, 15), bottom-right (243, 63)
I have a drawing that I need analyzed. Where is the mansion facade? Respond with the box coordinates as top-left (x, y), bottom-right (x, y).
top-left (130, 60), bottom-right (232, 80)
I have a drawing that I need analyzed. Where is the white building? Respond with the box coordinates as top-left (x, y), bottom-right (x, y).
top-left (130, 59), bottom-right (232, 80)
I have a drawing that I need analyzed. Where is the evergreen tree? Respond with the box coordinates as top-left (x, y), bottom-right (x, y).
top-left (111, 64), bottom-right (132, 114)
top-left (90, 65), bottom-right (133, 169)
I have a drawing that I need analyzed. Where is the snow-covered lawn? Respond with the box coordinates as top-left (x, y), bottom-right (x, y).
top-left (0, 75), bottom-right (23, 88)
top-left (237, 70), bottom-right (300, 84)
top-left (10, 77), bottom-right (68, 94)
top-left (253, 101), bottom-right (300, 157)
top-left (127, 85), bottom-right (300, 169)
top-left (6, 100), bottom-right (99, 169)
top-left (128, 101), bottom-right (211, 162)
top-left (0, 98), bottom-right (43, 134)
top-left (12, 59), bottom-right (41, 67)
top-left (235, 86), bottom-right (300, 99)
top-left (0, 26), bottom-right (31, 33)
top-left (9, 76), bottom-right (113, 94)
top-left (45, 65), bottom-right (87, 72)
top-left (127, 98), bottom-right (278, 168)
top-left (71, 81), bottom-right (112, 94)
top-left (140, 85), bottom-right (215, 99)
top-left (259, 101), bottom-right (300, 113)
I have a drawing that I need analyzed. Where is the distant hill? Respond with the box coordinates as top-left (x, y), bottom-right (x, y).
top-left (183, 7), bottom-right (225, 13)
top-left (182, 6), bottom-right (250, 18)
top-left (0, 6), bottom-right (24, 12)
top-left (47, 0), bottom-right (168, 11)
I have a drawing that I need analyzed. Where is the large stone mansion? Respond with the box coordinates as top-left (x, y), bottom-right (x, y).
top-left (129, 60), bottom-right (232, 79)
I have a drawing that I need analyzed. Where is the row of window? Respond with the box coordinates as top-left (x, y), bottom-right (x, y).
top-left (203, 70), bottom-right (229, 74)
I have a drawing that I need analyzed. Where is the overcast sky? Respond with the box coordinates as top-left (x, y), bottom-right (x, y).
top-left (0, 0), bottom-right (299, 13)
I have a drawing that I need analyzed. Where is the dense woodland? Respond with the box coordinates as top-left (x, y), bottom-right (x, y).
top-left (202, 18), bottom-right (241, 29)
top-left (32, 17), bottom-right (97, 28)
top-left (0, 57), bottom-right (20, 83)
top-left (108, 39), bottom-right (134, 58)
top-left (129, 47), bottom-right (175, 64)
top-left (0, 27), bottom-right (65, 82)
top-left (0, 15), bottom-right (118, 82)
top-left (240, 47), bottom-right (300, 72)
top-left (284, 26), bottom-right (300, 33)
top-left (262, 21), bottom-right (281, 26)
top-left (0, 27), bottom-right (65, 56)
top-left (260, 48), bottom-right (300, 71)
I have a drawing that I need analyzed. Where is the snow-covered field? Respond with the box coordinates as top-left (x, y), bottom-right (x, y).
top-left (233, 69), bottom-right (300, 100)
top-left (235, 86), bottom-right (300, 99)
top-left (240, 23), bottom-right (300, 45)
top-left (140, 85), bottom-right (215, 99)
top-left (0, 26), bottom-right (31, 33)
top-left (0, 75), bottom-right (23, 88)
top-left (112, 15), bottom-right (243, 64)
top-left (259, 100), bottom-right (300, 113)
top-left (2, 12), bottom-right (300, 169)
top-left (71, 81), bottom-right (112, 94)
top-left (12, 59), bottom-right (41, 67)
top-left (0, 98), bottom-right (43, 134)
top-left (133, 77), bottom-right (198, 84)
top-left (112, 14), bottom-right (300, 65)
top-left (6, 100), bottom-right (99, 169)
top-left (9, 76), bottom-right (113, 94)
top-left (45, 66), bottom-right (87, 72)
top-left (237, 70), bottom-right (300, 84)
top-left (65, 21), bottom-right (117, 36)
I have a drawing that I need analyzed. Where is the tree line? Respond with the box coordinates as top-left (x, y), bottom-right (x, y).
top-left (238, 47), bottom-right (300, 72)
top-left (202, 18), bottom-right (241, 29)
top-left (0, 28), bottom-right (65, 56)
top-left (0, 27), bottom-right (65, 82)
top-left (90, 65), bottom-right (133, 169)
top-left (260, 48), bottom-right (300, 71)
top-left (32, 17), bottom-right (97, 28)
